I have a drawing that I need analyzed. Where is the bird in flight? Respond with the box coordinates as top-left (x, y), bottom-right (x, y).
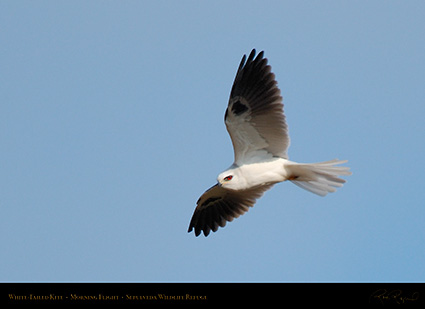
top-left (188, 49), bottom-right (351, 237)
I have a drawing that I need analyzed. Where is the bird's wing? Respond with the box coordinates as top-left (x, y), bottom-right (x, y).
top-left (188, 183), bottom-right (274, 237)
top-left (225, 49), bottom-right (290, 165)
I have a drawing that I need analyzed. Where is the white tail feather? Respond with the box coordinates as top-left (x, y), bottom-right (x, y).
top-left (288, 159), bottom-right (351, 196)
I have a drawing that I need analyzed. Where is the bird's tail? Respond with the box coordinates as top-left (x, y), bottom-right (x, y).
top-left (287, 159), bottom-right (351, 196)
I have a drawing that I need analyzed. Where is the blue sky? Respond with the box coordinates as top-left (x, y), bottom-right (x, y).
top-left (1, 1), bottom-right (424, 282)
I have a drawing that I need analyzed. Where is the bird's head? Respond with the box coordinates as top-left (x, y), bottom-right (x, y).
top-left (217, 167), bottom-right (244, 190)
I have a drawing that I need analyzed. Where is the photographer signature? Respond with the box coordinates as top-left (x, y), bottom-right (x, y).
top-left (370, 289), bottom-right (419, 305)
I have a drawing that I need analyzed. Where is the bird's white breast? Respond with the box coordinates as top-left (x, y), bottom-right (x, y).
top-left (234, 157), bottom-right (291, 190)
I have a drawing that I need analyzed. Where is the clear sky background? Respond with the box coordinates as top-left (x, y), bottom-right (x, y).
top-left (1, 1), bottom-right (424, 282)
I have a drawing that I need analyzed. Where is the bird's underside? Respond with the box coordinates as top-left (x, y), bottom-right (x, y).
top-left (188, 49), bottom-right (351, 237)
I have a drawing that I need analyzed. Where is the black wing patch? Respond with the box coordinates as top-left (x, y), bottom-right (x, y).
top-left (231, 100), bottom-right (248, 115)
top-left (202, 197), bottom-right (221, 207)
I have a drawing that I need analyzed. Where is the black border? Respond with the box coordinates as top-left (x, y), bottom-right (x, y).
top-left (2, 283), bottom-right (424, 306)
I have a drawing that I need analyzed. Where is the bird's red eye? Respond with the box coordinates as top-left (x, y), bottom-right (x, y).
top-left (224, 175), bottom-right (233, 181)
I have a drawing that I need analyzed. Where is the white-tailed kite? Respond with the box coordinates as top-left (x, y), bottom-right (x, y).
top-left (188, 49), bottom-right (351, 237)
